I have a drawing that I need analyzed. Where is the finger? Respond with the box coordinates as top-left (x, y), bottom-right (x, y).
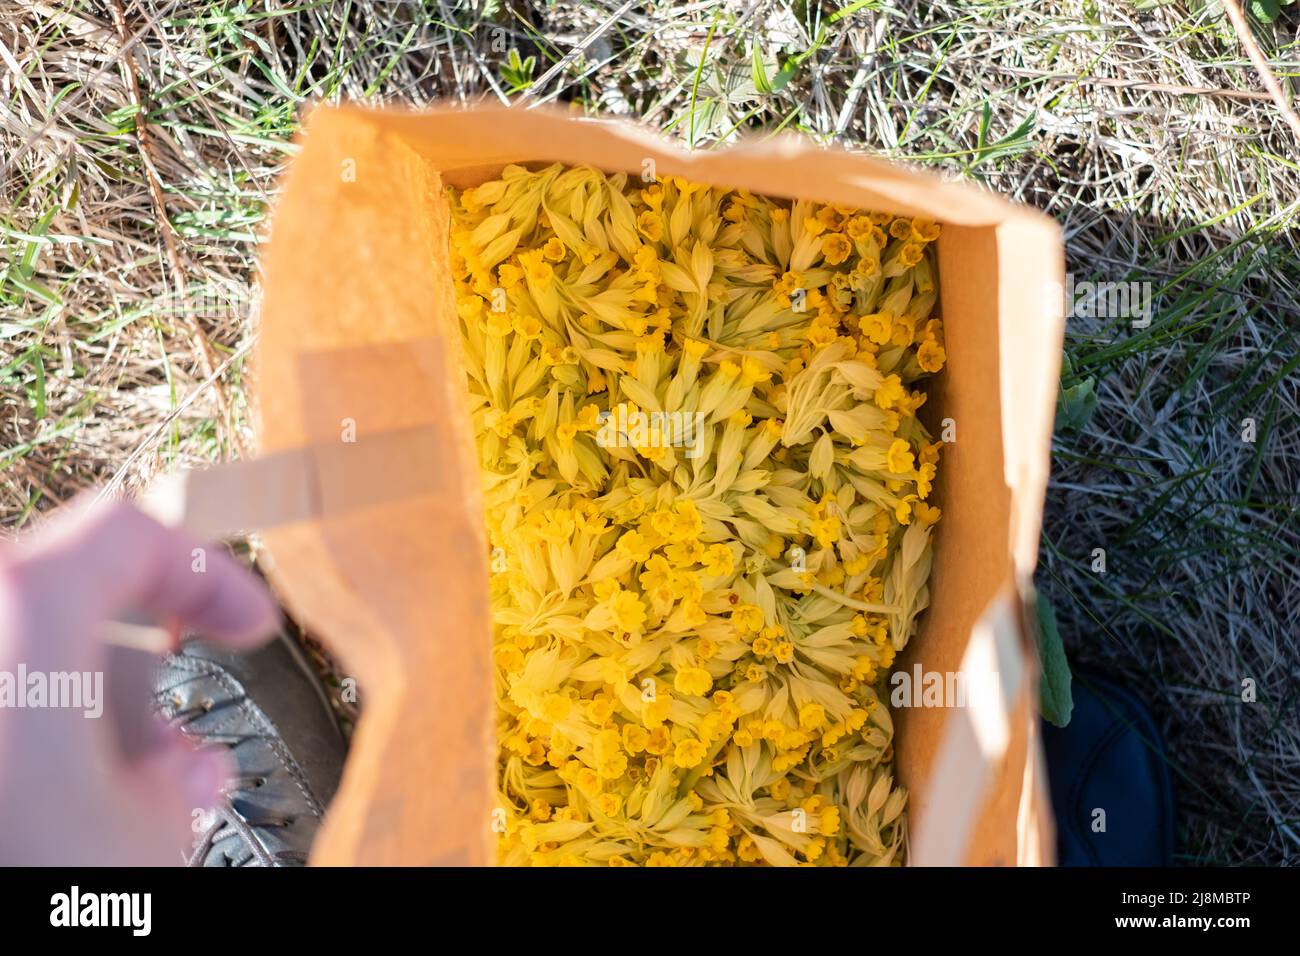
top-left (130, 728), bottom-right (232, 819)
top-left (106, 643), bottom-right (170, 761)
top-left (115, 729), bottom-right (234, 866)
top-left (8, 497), bottom-right (277, 666)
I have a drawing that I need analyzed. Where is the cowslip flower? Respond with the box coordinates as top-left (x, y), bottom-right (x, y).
top-left (450, 164), bottom-right (941, 867)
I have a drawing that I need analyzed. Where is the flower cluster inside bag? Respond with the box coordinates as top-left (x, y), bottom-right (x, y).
top-left (447, 163), bottom-right (947, 866)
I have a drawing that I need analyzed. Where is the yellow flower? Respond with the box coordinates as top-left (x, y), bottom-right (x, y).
top-left (639, 553), bottom-right (675, 593)
top-left (911, 218), bottom-right (941, 242)
top-left (916, 461), bottom-right (937, 498)
top-left (886, 439), bottom-right (915, 475)
top-left (819, 806), bottom-right (842, 836)
top-left (541, 694), bottom-right (572, 722)
top-left (622, 724), bottom-right (649, 753)
top-left (483, 312), bottom-right (512, 337)
top-left (522, 252), bottom-right (554, 287)
top-left (664, 539), bottom-right (705, 566)
top-left (874, 373), bottom-right (906, 410)
top-left (596, 793), bottom-right (623, 816)
top-left (645, 725), bottom-right (672, 755)
top-left (822, 232), bottom-right (852, 265)
top-left (674, 667), bottom-right (713, 697)
top-left (895, 497), bottom-right (914, 525)
top-left (637, 210), bottom-right (663, 241)
top-left (673, 738), bottom-right (707, 769)
top-left (799, 703), bottom-right (826, 730)
top-left (643, 695), bottom-right (672, 728)
top-left (574, 767), bottom-right (601, 797)
top-left (607, 590), bottom-right (647, 632)
top-left (598, 752), bottom-right (628, 779)
top-left (498, 261), bottom-right (523, 288)
top-left (670, 500), bottom-right (703, 541)
top-left (700, 544), bottom-right (734, 577)
top-left (845, 216), bottom-right (872, 240)
top-left (616, 530), bottom-right (652, 562)
top-left (731, 604), bottom-right (764, 634)
top-left (809, 516), bottom-right (842, 549)
top-left (512, 314), bottom-right (543, 339)
top-left (915, 501), bottom-right (942, 526)
top-left (917, 337), bottom-right (947, 373)
top-left (862, 312), bottom-right (892, 346)
top-left (452, 165), bottom-right (939, 868)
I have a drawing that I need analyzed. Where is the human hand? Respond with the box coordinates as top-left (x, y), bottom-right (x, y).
top-left (0, 498), bottom-right (277, 865)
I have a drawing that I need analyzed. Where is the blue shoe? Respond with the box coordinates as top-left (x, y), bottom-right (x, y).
top-left (1042, 668), bottom-right (1175, 866)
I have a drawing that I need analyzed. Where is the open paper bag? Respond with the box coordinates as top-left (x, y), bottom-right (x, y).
top-left (243, 104), bottom-right (1065, 866)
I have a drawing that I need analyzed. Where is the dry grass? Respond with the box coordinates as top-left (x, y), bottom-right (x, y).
top-left (1, 0), bottom-right (1297, 864)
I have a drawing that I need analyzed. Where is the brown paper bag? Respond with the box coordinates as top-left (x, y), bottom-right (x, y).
top-left (253, 104), bottom-right (1065, 866)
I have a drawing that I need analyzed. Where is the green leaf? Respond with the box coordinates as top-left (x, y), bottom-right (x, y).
top-left (1054, 352), bottom-right (1098, 433)
top-left (499, 48), bottom-right (537, 94)
top-left (1035, 594), bottom-right (1073, 728)
top-left (750, 22), bottom-right (828, 100)
top-left (751, 45), bottom-right (795, 95)
top-left (31, 351), bottom-right (46, 420)
top-left (969, 111), bottom-right (1037, 168)
top-left (752, 45), bottom-right (776, 94)
top-left (829, 0), bottom-right (879, 23)
top-left (1055, 376), bottom-right (1098, 433)
top-left (1250, 0), bottom-right (1286, 21)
